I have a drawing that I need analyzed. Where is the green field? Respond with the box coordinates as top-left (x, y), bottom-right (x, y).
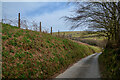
top-left (53, 31), bottom-right (107, 47)
top-left (53, 31), bottom-right (106, 40)
top-left (2, 23), bottom-right (101, 78)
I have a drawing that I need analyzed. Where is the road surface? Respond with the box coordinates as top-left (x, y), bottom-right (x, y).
top-left (56, 53), bottom-right (102, 78)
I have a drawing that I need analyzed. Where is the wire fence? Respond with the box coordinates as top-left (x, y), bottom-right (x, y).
top-left (2, 13), bottom-right (73, 39)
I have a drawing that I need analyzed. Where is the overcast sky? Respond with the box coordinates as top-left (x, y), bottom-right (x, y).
top-left (2, 1), bottom-right (88, 32)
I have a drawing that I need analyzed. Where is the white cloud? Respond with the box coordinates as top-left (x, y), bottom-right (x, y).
top-left (29, 5), bottom-right (87, 32)
top-left (2, 2), bottom-right (86, 32)
top-left (2, 2), bottom-right (49, 19)
top-left (27, 6), bottom-right (75, 32)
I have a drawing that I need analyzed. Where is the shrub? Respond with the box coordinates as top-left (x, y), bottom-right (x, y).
top-left (99, 48), bottom-right (120, 78)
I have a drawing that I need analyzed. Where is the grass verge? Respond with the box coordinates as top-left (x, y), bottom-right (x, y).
top-left (2, 23), bottom-right (101, 79)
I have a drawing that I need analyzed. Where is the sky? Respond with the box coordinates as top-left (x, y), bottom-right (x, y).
top-left (2, 1), bottom-right (88, 32)
top-left (1, 0), bottom-right (118, 32)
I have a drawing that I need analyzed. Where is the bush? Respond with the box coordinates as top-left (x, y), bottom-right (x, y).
top-left (99, 48), bottom-right (120, 79)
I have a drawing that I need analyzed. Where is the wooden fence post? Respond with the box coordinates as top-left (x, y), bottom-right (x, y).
top-left (51, 27), bottom-right (52, 35)
top-left (18, 13), bottom-right (20, 28)
top-left (40, 22), bottom-right (41, 32)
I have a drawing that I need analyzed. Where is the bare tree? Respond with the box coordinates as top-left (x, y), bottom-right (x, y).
top-left (64, 1), bottom-right (120, 46)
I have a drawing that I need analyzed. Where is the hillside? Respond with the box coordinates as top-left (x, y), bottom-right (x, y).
top-left (53, 31), bottom-right (107, 48)
top-left (2, 23), bottom-right (101, 78)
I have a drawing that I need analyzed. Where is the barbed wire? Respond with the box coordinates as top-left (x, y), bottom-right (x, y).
top-left (2, 17), bottom-right (50, 33)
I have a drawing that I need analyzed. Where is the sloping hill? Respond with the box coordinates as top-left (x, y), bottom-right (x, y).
top-left (53, 31), bottom-right (107, 47)
top-left (2, 23), bottom-right (101, 78)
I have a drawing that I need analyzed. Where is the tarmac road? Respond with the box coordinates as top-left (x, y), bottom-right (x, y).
top-left (56, 53), bottom-right (102, 78)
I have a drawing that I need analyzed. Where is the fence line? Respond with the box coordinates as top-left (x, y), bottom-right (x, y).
top-left (2, 13), bottom-right (72, 39)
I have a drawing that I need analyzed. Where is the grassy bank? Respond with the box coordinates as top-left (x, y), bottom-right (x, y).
top-left (2, 23), bottom-right (101, 78)
top-left (99, 48), bottom-right (120, 79)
